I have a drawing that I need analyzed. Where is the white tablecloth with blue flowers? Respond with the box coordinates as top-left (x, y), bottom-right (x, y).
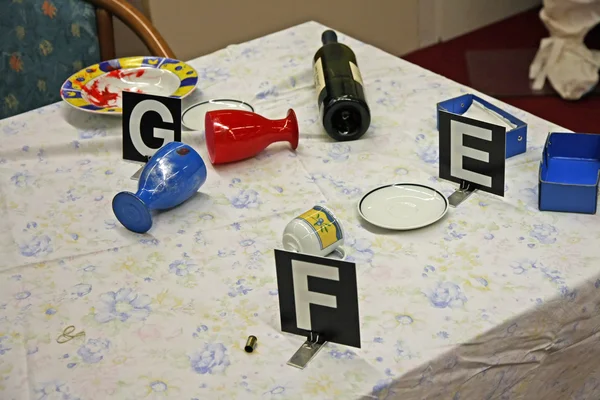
top-left (1, 21), bottom-right (599, 400)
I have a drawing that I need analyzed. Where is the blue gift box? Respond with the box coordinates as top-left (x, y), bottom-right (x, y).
top-left (436, 94), bottom-right (527, 158)
top-left (539, 132), bottom-right (600, 214)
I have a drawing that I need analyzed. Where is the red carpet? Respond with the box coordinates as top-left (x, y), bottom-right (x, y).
top-left (403, 7), bottom-right (600, 133)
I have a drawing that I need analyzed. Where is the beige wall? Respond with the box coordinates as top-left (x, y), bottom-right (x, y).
top-left (144, 0), bottom-right (420, 61)
top-left (113, 0), bottom-right (542, 60)
top-left (112, 0), bottom-right (151, 58)
top-left (419, 0), bottom-right (542, 47)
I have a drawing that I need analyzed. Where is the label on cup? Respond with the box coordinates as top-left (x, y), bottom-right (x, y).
top-left (295, 206), bottom-right (343, 250)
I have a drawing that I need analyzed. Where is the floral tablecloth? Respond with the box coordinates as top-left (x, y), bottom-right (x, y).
top-left (1, 21), bottom-right (600, 400)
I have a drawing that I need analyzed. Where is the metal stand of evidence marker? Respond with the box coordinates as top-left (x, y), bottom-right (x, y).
top-left (130, 156), bottom-right (151, 181)
top-left (448, 180), bottom-right (475, 208)
top-left (287, 332), bottom-right (326, 369)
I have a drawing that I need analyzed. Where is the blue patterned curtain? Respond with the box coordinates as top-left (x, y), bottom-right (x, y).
top-left (0, 0), bottom-right (101, 119)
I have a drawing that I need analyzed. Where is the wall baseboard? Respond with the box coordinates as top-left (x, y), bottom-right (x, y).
top-left (418, 0), bottom-right (542, 48)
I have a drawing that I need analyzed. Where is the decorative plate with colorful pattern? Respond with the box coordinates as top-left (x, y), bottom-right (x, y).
top-left (60, 56), bottom-right (198, 115)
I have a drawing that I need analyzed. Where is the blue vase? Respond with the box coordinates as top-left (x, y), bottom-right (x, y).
top-left (112, 142), bottom-right (208, 233)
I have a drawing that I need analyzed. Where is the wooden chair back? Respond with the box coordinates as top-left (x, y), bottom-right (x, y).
top-left (86, 0), bottom-right (175, 60)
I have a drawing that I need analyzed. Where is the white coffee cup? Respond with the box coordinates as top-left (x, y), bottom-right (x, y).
top-left (282, 205), bottom-right (346, 259)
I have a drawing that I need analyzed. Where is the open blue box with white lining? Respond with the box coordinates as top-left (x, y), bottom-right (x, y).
top-left (539, 132), bottom-right (600, 214)
top-left (436, 93), bottom-right (527, 158)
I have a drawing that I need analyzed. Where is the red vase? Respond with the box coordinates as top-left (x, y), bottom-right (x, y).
top-left (204, 108), bottom-right (299, 165)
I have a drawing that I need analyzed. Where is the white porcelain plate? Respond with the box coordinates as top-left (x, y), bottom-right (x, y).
top-left (182, 99), bottom-right (254, 130)
top-left (358, 183), bottom-right (449, 230)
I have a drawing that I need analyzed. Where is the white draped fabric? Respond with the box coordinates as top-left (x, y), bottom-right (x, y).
top-left (530, 0), bottom-right (600, 99)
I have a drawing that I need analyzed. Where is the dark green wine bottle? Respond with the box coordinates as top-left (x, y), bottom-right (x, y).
top-left (313, 30), bottom-right (371, 141)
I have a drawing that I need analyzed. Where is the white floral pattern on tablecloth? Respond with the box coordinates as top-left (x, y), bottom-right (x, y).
top-left (1, 21), bottom-right (600, 400)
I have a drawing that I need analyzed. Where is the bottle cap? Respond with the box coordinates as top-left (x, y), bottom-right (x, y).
top-left (322, 30), bottom-right (338, 45)
top-left (323, 100), bottom-right (370, 141)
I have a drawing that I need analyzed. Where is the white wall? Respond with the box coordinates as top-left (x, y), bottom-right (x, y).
top-left (419, 0), bottom-right (542, 47)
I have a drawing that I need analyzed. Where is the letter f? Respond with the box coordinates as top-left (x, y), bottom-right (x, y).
top-left (292, 260), bottom-right (339, 331)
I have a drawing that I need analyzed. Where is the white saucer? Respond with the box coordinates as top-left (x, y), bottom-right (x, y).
top-left (358, 183), bottom-right (449, 230)
top-left (182, 99), bottom-right (254, 130)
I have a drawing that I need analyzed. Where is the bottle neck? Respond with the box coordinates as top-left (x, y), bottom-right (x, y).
top-left (321, 30), bottom-right (338, 45)
top-left (270, 109), bottom-right (299, 150)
